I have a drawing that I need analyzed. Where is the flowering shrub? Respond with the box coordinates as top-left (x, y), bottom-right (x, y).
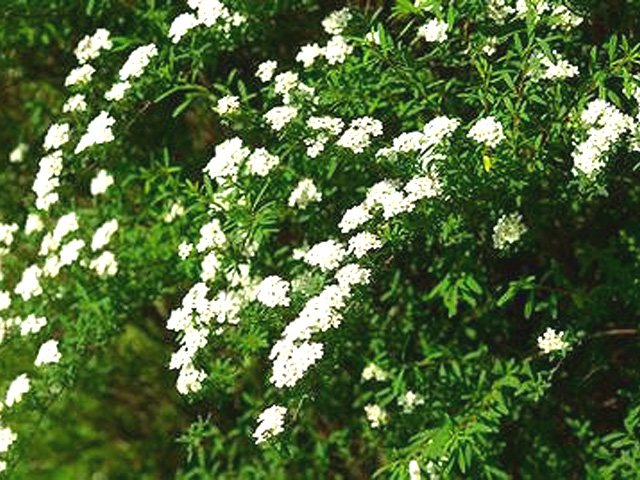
top-left (2, 0), bottom-right (640, 477)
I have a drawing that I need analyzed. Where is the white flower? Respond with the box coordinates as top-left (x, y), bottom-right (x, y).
top-left (178, 241), bottom-right (193, 259)
top-left (253, 405), bottom-right (287, 444)
top-left (362, 363), bottom-right (389, 381)
top-left (417, 19), bottom-right (448, 43)
top-left (409, 460), bottom-right (421, 480)
top-left (65, 64), bottom-right (95, 86)
top-left (15, 265), bottom-right (42, 300)
top-left (20, 314), bottom-right (47, 335)
top-left (537, 327), bottom-right (567, 354)
top-left (256, 276), bottom-right (291, 308)
top-left (364, 404), bottom-right (388, 428)
top-left (297, 43), bottom-right (325, 68)
top-left (398, 391), bottom-right (425, 413)
top-left (119, 44), bottom-right (158, 80)
top-left (5, 374), bottom-right (30, 407)
top-left (322, 8), bottom-right (352, 35)
top-left (324, 36), bottom-right (354, 65)
top-left (91, 219), bottom-right (118, 251)
top-left (0, 223), bottom-right (19, 246)
top-left (33, 151), bottom-right (63, 210)
top-left (468, 116), bottom-right (505, 148)
top-left (35, 340), bottom-right (62, 366)
top-left (339, 205), bottom-right (372, 233)
top-left (269, 340), bottom-right (324, 388)
top-left (216, 95), bottom-right (240, 115)
top-left (0, 426), bottom-right (17, 453)
top-left (0, 291), bottom-right (10, 312)
top-left (176, 363), bottom-right (206, 394)
top-left (25, 214), bottom-right (44, 235)
top-left (164, 202), bottom-right (185, 223)
top-left (75, 111), bottom-right (115, 153)
top-left (201, 251), bottom-right (221, 282)
top-left (366, 30), bottom-right (381, 45)
top-left (303, 240), bottom-right (347, 272)
top-left (196, 219), bottom-right (226, 252)
top-left (105, 81), bottom-right (131, 101)
top-left (43, 123), bottom-right (70, 151)
top-left (274, 71), bottom-right (299, 97)
top-left (288, 179), bottom-right (321, 208)
top-left (169, 12), bottom-right (200, 43)
top-left (256, 60), bottom-right (277, 82)
top-left (59, 238), bottom-right (85, 266)
top-left (336, 264), bottom-right (371, 291)
top-left (203, 137), bottom-right (250, 181)
top-left (404, 174), bottom-right (442, 203)
top-left (75, 28), bottom-right (112, 63)
top-left (492, 213), bottom-right (527, 250)
top-left (9, 143), bottom-right (28, 163)
top-left (539, 53), bottom-right (579, 81)
top-left (307, 116), bottom-right (344, 136)
top-left (63, 94), bottom-right (87, 113)
top-left (348, 232), bottom-right (382, 258)
top-left (90, 169), bottom-right (114, 196)
top-left (264, 106), bottom-right (298, 131)
top-left (246, 148), bottom-right (279, 176)
top-left (337, 117), bottom-right (383, 153)
top-left (89, 251), bottom-right (118, 277)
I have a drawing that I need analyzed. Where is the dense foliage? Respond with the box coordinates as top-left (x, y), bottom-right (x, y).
top-left (2, 0), bottom-right (640, 478)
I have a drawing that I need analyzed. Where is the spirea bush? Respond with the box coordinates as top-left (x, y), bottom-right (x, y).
top-left (2, 0), bottom-right (640, 477)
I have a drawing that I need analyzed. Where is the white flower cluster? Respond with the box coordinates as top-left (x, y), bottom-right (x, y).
top-left (364, 404), bottom-right (388, 428)
top-left (322, 8), bottom-right (352, 35)
top-left (25, 214), bottom-right (44, 235)
top-left (75, 111), bottom-right (115, 153)
top-left (90, 170), bottom-right (114, 196)
top-left (348, 232), bottom-right (382, 258)
top-left (492, 213), bottom-right (527, 250)
top-left (550, 4), bottom-right (583, 30)
top-left (256, 60), bottom-right (277, 82)
top-left (253, 405), bottom-right (287, 444)
top-left (169, 0), bottom-right (245, 43)
top-left (362, 363), bottom-right (389, 382)
top-left (43, 123), bottom-right (70, 151)
top-left (0, 224), bottom-right (18, 248)
top-left (336, 117), bottom-right (383, 153)
top-left (264, 106), bottom-right (298, 131)
top-left (398, 390), bottom-right (424, 413)
top-left (35, 340), bottom-right (62, 366)
top-left (91, 219), bottom-right (118, 251)
top-left (256, 276), bottom-right (291, 308)
top-left (164, 202), bottom-right (185, 223)
top-left (196, 219), bottom-right (226, 253)
top-left (33, 151), bottom-right (63, 210)
top-left (90, 251), bottom-right (118, 277)
top-left (515, 0), bottom-right (549, 19)
top-left (303, 240), bottom-right (347, 272)
top-left (538, 53), bottom-right (579, 81)
top-left (9, 143), bottom-right (28, 163)
top-left (203, 137), bottom-right (250, 181)
top-left (65, 64), bottom-right (95, 87)
top-left (15, 265), bottom-right (42, 301)
top-left (0, 425), bottom-right (17, 453)
top-left (105, 81), bottom-right (131, 102)
top-left (537, 327), bottom-right (567, 354)
top-left (467, 116), bottom-right (506, 148)
top-left (62, 94), bottom-right (87, 113)
top-left (5, 374), bottom-right (30, 407)
top-left (304, 116), bottom-right (345, 157)
top-left (246, 148), bottom-right (279, 176)
top-left (119, 44), bottom-right (158, 80)
top-left (417, 18), bottom-right (448, 43)
top-left (40, 213), bottom-right (79, 256)
top-left (75, 28), bottom-right (112, 64)
top-left (572, 99), bottom-right (634, 176)
top-left (288, 179), bottom-right (322, 208)
top-left (216, 95), bottom-right (240, 115)
top-left (486, 0), bottom-right (514, 23)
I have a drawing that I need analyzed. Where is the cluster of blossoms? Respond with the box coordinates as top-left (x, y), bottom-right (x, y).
top-left (255, 276), bottom-right (291, 308)
top-left (74, 28), bottom-right (112, 63)
top-left (204, 137), bottom-right (279, 181)
top-left (417, 18), bottom-right (448, 43)
top-left (168, 0), bottom-right (246, 44)
top-left (492, 213), bottom-right (527, 250)
top-left (90, 170), bottom-right (114, 196)
top-left (398, 390), bottom-right (425, 413)
top-left (486, 0), bottom-right (582, 28)
top-left (572, 99), bottom-right (634, 176)
top-left (288, 179), bottom-right (322, 209)
top-left (304, 116), bottom-right (345, 158)
top-left (253, 405), bottom-right (287, 444)
top-left (537, 327), bottom-right (567, 354)
top-left (468, 116), bottom-right (506, 148)
top-left (32, 151), bottom-right (63, 210)
top-left (43, 123), bottom-right (70, 151)
top-left (119, 44), bottom-right (158, 81)
top-left (75, 111), bottom-right (115, 153)
top-left (9, 143), bottom-right (28, 163)
top-left (62, 94), bottom-right (87, 113)
top-left (364, 403), bottom-right (388, 428)
top-left (65, 64), bottom-right (95, 87)
top-left (336, 117), bottom-right (383, 153)
top-left (362, 363), bottom-right (389, 382)
top-left (533, 52), bottom-right (579, 81)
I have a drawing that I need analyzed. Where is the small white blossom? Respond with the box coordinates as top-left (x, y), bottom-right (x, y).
top-left (169, 12), bottom-right (200, 43)
top-left (216, 95), bottom-right (240, 115)
top-left (62, 94), bottom-right (87, 113)
top-left (253, 405), bottom-right (287, 444)
top-left (304, 240), bottom-right (347, 272)
top-left (91, 219), bottom-right (118, 251)
top-left (362, 363), bottom-right (389, 381)
top-left (264, 106), bottom-right (298, 131)
top-left (492, 213), bottom-right (527, 250)
top-left (178, 241), bottom-right (193, 259)
top-left (35, 340), bottom-right (62, 366)
top-left (322, 8), bottom-right (352, 35)
top-left (468, 116), bottom-right (505, 148)
top-left (105, 81), bottom-right (131, 101)
top-left (256, 276), bottom-right (291, 308)
top-left (65, 64), bottom-right (95, 87)
top-left (323, 36), bottom-right (353, 65)
top-left (203, 137), bottom-right (250, 181)
top-left (90, 251), bottom-right (118, 277)
top-left (289, 179), bottom-right (322, 208)
top-left (90, 169), bottom-right (114, 196)
top-left (398, 391), bottom-right (425, 413)
top-left (25, 214), bottom-right (44, 235)
top-left (348, 232), bottom-right (382, 258)
top-left (43, 123), bottom-right (70, 151)
top-left (196, 219), bottom-right (226, 252)
top-left (246, 148), bottom-right (279, 176)
top-left (297, 43), bottom-right (324, 68)
top-left (409, 460), bottom-right (421, 480)
top-left (417, 19), bottom-right (448, 43)
top-left (9, 143), bottom-right (28, 163)
top-left (75, 111), bottom-right (115, 153)
top-left (256, 60), bottom-right (277, 82)
top-left (537, 327), bottom-right (567, 354)
top-left (20, 315), bottom-right (47, 336)
top-left (75, 28), bottom-right (112, 63)
top-left (0, 426), bottom-right (17, 453)
top-left (364, 404), bottom-right (388, 428)
top-left (164, 202), bottom-right (185, 223)
top-left (5, 374), bottom-right (30, 407)
top-left (119, 44), bottom-right (158, 80)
